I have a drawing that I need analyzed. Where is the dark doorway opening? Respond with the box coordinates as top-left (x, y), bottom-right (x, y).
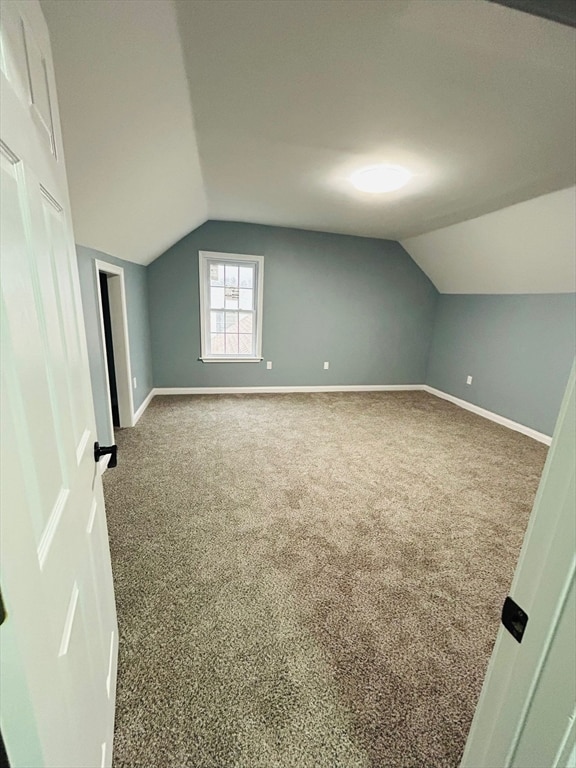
top-left (99, 272), bottom-right (120, 428)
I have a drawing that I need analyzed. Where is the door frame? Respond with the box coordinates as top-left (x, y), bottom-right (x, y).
top-left (94, 259), bottom-right (134, 436)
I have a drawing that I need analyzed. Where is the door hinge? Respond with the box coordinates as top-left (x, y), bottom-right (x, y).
top-left (502, 595), bottom-right (528, 643)
top-left (94, 442), bottom-right (118, 468)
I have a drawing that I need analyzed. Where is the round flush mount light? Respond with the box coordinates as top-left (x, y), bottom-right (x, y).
top-left (351, 164), bottom-right (413, 193)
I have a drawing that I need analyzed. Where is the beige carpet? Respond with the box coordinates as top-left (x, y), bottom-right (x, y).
top-left (104, 392), bottom-right (547, 768)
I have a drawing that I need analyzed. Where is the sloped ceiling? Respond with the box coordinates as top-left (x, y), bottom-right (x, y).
top-left (176, 0), bottom-right (575, 243)
top-left (402, 186), bottom-right (576, 293)
top-left (42, 0), bottom-right (207, 265)
top-left (42, 0), bottom-right (575, 289)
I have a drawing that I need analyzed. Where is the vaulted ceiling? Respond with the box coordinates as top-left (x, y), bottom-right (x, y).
top-left (41, 0), bottom-right (207, 264)
top-left (42, 0), bottom-right (575, 292)
top-left (403, 186), bottom-right (576, 293)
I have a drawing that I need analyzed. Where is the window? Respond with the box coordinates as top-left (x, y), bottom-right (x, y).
top-left (198, 251), bottom-right (264, 362)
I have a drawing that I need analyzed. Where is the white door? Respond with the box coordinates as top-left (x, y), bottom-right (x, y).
top-left (461, 363), bottom-right (576, 767)
top-left (0, 2), bottom-right (118, 767)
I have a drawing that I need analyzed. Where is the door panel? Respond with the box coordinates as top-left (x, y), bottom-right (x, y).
top-left (1, 150), bottom-right (65, 539)
top-left (41, 190), bottom-right (88, 443)
top-left (24, 20), bottom-right (56, 155)
top-left (0, 4), bottom-right (29, 103)
top-left (0, 2), bottom-right (118, 766)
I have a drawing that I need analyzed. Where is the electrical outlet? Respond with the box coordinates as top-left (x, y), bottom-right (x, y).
top-left (266, 361), bottom-right (272, 370)
top-left (323, 361), bottom-right (329, 370)
top-left (466, 375), bottom-right (473, 385)
top-left (133, 377), bottom-right (137, 389)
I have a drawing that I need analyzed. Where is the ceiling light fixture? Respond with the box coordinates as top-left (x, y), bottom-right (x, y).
top-left (351, 164), bottom-right (413, 193)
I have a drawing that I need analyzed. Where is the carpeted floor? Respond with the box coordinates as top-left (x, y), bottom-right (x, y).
top-left (104, 392), bottom-right (547, 768)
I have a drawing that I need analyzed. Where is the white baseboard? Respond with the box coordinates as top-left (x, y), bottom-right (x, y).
top-left (147, 384), bottom-right (551, 445)
top-left (153, 384), bottom-right (424, 395)
top-left (423, 386), bottom-right (552, 445)
top-left (132, 388), bottom-right (155, 425)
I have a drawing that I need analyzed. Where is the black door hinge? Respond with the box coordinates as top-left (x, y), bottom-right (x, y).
top-left (502, 596), bottom-right (529, 643)
top-left (94, 442), bottom-right (118, 468)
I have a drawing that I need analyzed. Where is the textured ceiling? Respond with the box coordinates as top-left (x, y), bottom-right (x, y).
top-left (42, 0), bottom-right (575, 291)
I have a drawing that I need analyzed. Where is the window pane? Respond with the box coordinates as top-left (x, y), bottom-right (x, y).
top-left (225, 265), bottom-right (239, 287)
top-left (239, 334), bottom-right (253, 355)
top-left (210, 264), bottom-right (224, 286)
top-left (225, 334), bottom-right (238, 354)
top-left (225, 287), bottom-right (239, 309)
top-left (239, 266), bottom-right (254, 288)
top-left (210, 311), bottom-right (225, 333)
top-left (211, 333), bottom-right (225, 354)
top-left (225, 312), bottom-right (239, 332)
top-left (210, 286), bottom-right (224, 309)
top-left (201, 255), bottom-right (261, 359)
top-left (239, 312), bottom-right (253, 334)
top-left (239, 288), bottom-right (253, 310)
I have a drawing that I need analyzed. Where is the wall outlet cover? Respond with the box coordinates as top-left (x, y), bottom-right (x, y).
top-left (466, 375), bottom-right (473, 385)
top-left (266, 361), bottom-right (272, 370)
top-left (133, 377), bottom-right (137, 389)
top-left (323, 361), bottom-right (330, 370)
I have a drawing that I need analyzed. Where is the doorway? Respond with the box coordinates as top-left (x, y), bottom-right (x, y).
top-left (99, 272), bottom-right (120, 428)
top-left (95, 260), bottom-right (135, 436)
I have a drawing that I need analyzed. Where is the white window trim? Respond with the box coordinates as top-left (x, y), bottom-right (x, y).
top-left (198, 251), bottom-right (264, 363)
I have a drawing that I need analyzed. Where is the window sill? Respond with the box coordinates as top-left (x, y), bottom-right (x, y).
top-left (198, 357), bottom-right (263, 363)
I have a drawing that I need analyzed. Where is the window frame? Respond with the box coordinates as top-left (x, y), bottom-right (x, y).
top-left (198, 251), bottom-right (264, 363)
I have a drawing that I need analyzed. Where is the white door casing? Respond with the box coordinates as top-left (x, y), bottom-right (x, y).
top-left (0, 2), bottom-right (118, 767)
top-left (95, 259), bottom-right (135, 438)
top-left (461, 362), bottom-right (576, 767)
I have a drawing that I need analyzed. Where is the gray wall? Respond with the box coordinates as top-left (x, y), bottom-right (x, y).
top-left (78, 221), bottom-right (574, 440)
top-left (426, 294), bottom-right (576, 436)
top-left (77, 245), bottom-right (153, 445)
top-left (147, 221), bottom-right (439, 388)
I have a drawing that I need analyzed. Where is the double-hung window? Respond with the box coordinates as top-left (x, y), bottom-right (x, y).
top-left (199, 251), bottom-right (264, 362)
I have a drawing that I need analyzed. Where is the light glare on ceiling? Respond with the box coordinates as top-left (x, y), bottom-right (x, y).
top-left (351, 164), bottom-right (413, 193)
